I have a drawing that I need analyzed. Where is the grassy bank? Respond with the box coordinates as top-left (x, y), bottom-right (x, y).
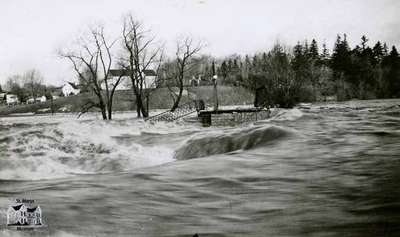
top-left (0, 86), bottom-right (254, 116)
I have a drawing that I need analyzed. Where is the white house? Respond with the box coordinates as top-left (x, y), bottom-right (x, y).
top-left (7, 204), bottom-right (42, 226)
top-left (26, 96), bottom-right (47, 104)
top-left (102, 69), bottom-right (131, 91)
top-left (38, 96), bottom-right (47, 103)
top-left (62, 82), bottom-right (80, 97)
top-left (142, 70), bottom-right (157, 89)
top-left (6, 94), bottom-right (19, 106)
top-left (104, 69), bottom-right (158, 91)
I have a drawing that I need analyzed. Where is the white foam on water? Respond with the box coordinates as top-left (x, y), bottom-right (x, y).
top-left (0, 114), bottom-right (182, 180)
top-left (0, 108), bottom-right (302, 180)
top-left (270, 108), bottom-right (303, 121)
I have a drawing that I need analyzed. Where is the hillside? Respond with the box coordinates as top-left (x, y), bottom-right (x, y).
top-left (0, 86), bottom-right (255, 116)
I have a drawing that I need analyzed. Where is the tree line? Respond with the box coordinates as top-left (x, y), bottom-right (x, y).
top-left (205, 34), bottom-right (400, 107)
top-left (1, 69), bottom-right (54, 102)
top-left (4, 15), bottom-right (399, 119)
top-left (60, 29), bottom-right (400, 118)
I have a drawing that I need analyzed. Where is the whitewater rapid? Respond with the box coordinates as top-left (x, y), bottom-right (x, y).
top-left (0, 109), bottom-right (301, 181)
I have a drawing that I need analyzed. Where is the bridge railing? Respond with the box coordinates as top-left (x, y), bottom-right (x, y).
top-left (145, 101), bottom-right (199, 122)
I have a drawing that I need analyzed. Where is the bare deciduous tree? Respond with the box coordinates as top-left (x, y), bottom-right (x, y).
top-left (23, 69), bottom-right (44, 100)
top-left (121, 14), bottom-right (163, 118)
top-left (60, 26), bottom-right (122, 120)
top-left (168, 37), bottom-right (202, 112)
top-left (5, 75), bottom-right (25, 101)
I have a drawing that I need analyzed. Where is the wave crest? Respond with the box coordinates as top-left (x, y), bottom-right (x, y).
top-left (174, 125), bottom-right (292, 160)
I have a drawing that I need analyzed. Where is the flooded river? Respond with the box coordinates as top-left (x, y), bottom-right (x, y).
top-left (0, 99), bottom-right (400, 236)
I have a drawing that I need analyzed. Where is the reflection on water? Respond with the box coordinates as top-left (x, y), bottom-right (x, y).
top-left (0, 99), bottom-right (400, 236)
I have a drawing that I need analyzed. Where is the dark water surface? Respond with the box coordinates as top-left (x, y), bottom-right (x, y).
top-left (0, 99), bottom-right (400, 236)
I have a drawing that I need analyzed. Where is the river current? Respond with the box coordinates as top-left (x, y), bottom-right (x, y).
top-left (0, 99), bottom-right (399, 236)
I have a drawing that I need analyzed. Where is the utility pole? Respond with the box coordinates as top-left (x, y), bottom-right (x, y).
top-left (212, 75), bottom-right (218, 111)
top-left (211, 60), bottom-right (219, 111)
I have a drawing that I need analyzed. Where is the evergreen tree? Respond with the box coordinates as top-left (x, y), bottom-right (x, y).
top-left (309, 39), bottom-right (319, 60)
top-left (383, 43), bottom-right (389, 56)
top-left (261, 52), bottom-right (268, 72)
top-left (252, 55), bottom-right (259, 73)
top-left (355, 36), bottom-right (375, 98)
top-left (331, 34), bottom-right (353, 99)
top-left (292, 42), bottom-right (304, 72)
top-left (331, 34), bottom-right (351, 76)
top-left (352, 45), bottom-right (362, 57)
top-left (372, 41), bottom-right (385, 97)
top-left (383, 46), bottom-right (400, 97)
top-left (373, 41), bottom-right (384, 65)
top-left (390, 46), bottom-right (399, 57)
top-left (361, 35), bottom-right (368, 50)
top-left (320, 42), bottom-right (330, 65)
top-left (227, 59), bottom-right (233, 73)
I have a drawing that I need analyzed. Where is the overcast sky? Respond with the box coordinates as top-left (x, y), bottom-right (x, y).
top-left (0, 0), bottom-right (399, 85)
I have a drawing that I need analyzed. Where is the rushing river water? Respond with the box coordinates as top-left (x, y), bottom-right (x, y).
top-left (0, 99), bottom-right (400, 237)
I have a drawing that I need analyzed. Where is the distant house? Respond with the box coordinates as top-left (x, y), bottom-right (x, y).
top-left (102, 69), bottom-right (131, 91)
top-left (142, 70), bottom-right (157, 89)
top-left (38, 96), bottom-right (47, 103)
top-left (104, 69), bottom-right (158, 91)
top-left (7, 204), bottom-right (42, 226)
top-left (26, 96), bottom-right (47, 104)
top-left (6, 94), bottom-right (19, 106)
top-left (62, 82), bottom-right (80, 97)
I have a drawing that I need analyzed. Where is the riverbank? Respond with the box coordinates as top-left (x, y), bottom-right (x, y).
top-left (0, 86), bottom-right (254, 116)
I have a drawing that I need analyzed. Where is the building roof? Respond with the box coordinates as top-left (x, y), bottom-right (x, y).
top-left (109, 69), bottom-right (130, 77)
top-left (109, 69), bottom-right (157, 77)
top-left (143, 70), bottom-right (156, 76)
top-left (67, 82), bottom-right (79, 90)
